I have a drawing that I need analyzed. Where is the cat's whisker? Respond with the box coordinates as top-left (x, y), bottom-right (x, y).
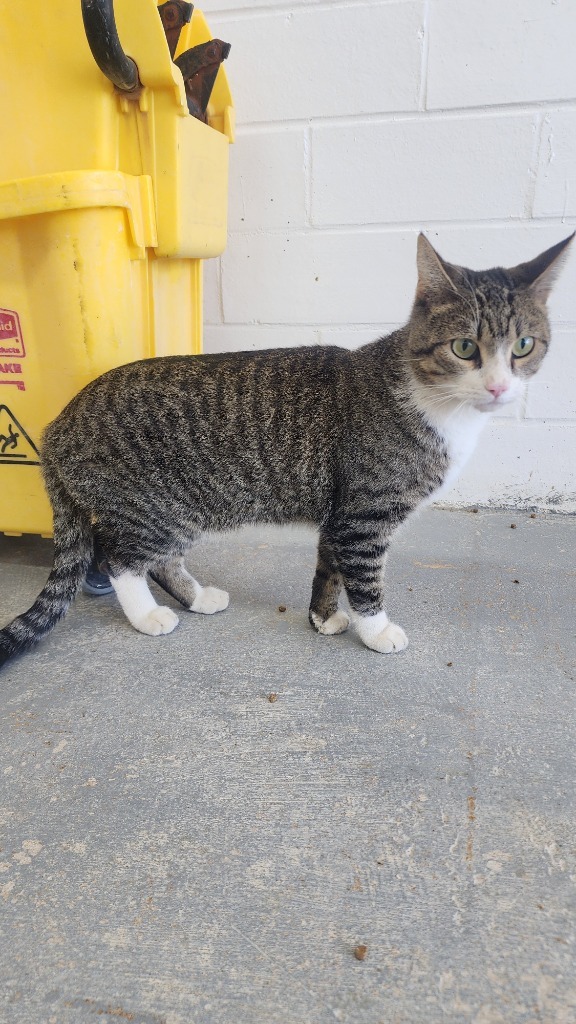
top-left (417, 390), bottom-right (464, 410)
top-left (427, 394), bottom-right (469, 417)
top-left (422, 398), bottom-right (460, 411)
top-left (444, 399), bottom-right (470, 424)
top-left (401, 384), bottom-right (457, 411)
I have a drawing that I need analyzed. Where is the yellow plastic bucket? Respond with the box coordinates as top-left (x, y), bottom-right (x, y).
top-left (0, 0), bottom-right (233, 536)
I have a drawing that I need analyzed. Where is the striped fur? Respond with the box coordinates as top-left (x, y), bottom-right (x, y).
top-left (0, 233), bottom-right (571, 668)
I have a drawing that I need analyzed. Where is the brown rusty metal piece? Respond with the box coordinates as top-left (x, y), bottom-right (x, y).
top-left (157, 0), bottom-right (194, 58)
top-left (174, 39), bottom-right (231, 121)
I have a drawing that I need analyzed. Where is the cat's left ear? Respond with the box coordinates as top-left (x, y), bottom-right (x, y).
top-left (416, 233), bottom-right (463, 300)
top-left (507, 233), bottom-right (574, 304)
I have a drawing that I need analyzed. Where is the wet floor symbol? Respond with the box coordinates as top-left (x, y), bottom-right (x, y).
top-left (0, 405), bottom-right (39, 465)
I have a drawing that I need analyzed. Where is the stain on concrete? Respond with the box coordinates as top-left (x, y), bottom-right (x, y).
top-left (64, 999), bottom-right (166, 1023)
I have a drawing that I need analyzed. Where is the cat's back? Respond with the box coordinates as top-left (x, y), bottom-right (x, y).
top-left (43, 344), bottom-right (358, 468)
top-left (65, 344), bottom-right (349, 423)
top-left (40, 344), bottom-right (360, 527)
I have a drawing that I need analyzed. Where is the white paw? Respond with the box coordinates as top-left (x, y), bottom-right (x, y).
top-left (190, 586), bottom-right (229, 615)
top-left (310, 610), bottom-right (350, 635)
top-left (135, 606), bottom-right (179, 636)
top-left (363, 621), bottom-right (408, 654)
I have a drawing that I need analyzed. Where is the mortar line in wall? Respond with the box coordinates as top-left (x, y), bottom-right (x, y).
top-left (206, 319), bottom-right (576, 331)
top-left (217, 257), bottom-right (225, 323)
top-left (524, 112), bottom-right (546, 220)
top-left (208, 0), bottom-right (414, 21)
top-left (233, 98), bottom-right (576, 134)
top-left (494, 417), bottom-right (576, 426)
top-left (205, 321), bottom-right (398, 329)
top-left (226, 216), bottom-right (576, 236)
top-left (303, 122), bottom-right (312, 227)
top-left (417, 0), bottom-right (431, 111)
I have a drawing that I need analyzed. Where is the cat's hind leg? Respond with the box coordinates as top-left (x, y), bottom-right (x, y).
top-left (110, 569), bottom-right (180, 636)
top-left (308, 534), bottom-right (350, 636)
top-left (97, 525), bottom-right (183, 636)
top-left (151, 558), bottom-right (229, 615)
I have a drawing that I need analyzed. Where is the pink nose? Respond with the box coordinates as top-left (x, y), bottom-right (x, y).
top-left (486, 382), bottom-right (509, 399)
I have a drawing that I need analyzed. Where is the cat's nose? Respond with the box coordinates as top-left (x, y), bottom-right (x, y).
top-left (486, 381), bottom-right (510, 399)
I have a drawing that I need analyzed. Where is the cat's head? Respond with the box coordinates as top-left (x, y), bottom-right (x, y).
top-left (407, 233), bottom-right (573, 414)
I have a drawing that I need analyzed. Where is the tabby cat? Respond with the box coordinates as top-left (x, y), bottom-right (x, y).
top-left (0, 233), bottom-right (572, 670)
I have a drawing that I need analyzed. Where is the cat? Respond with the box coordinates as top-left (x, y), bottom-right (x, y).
top-left (0, 232), bottom-right (572, 671)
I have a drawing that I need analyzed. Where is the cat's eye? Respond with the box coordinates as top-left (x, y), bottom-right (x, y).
top-left (512, 336), bottom-right (535, 358)
top-left (451, 339), bottom-right (478, 360)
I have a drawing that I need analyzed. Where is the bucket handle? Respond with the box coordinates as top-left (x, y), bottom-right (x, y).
top-left (81, 0), bottom-right (141, 93)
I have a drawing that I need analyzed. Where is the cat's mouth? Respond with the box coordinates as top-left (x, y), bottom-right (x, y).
top-left (472, 391), bottom-right (517, 412)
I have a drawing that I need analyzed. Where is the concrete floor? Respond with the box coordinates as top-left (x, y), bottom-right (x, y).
top-left (0, 508), bottom-right (575, 1024)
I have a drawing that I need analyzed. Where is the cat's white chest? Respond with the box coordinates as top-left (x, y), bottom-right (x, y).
top-left (425, 404), bottom-right (488, 503)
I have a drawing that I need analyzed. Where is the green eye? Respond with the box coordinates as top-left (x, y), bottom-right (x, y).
top-left (451, 339), bottom-right (478, 360)
top-left (512, 336), bottom-right (535, 358)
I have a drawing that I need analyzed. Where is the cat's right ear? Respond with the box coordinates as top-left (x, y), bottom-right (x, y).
top-left (506, 232), bottom-right (574, 305)
top-left (416, 233), bottom-right (461, 301)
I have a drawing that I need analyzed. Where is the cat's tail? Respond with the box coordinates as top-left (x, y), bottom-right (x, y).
top-left (0, 468), bottom-right (93, 672)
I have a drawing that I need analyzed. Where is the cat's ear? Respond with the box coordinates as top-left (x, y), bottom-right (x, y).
top-left (507, 233), bottom-right (574, 304)
top-left (416, 233), bottom-right (462, 300)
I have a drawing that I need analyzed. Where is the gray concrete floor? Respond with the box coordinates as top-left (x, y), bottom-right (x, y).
top-left (0, 508), bottom-right (575, 1024)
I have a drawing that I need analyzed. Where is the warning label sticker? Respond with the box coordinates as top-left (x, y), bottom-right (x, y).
top-left (0, 405), bottom-right (40, 465)
top-left (0, 309), bottom-right (25, 357)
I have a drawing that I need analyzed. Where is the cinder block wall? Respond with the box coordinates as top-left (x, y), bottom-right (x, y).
top-left (203, 0), bottom-right (576, 511)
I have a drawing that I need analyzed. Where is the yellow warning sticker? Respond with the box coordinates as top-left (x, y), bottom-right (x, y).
top-left (0, 405), bottom-right (40, 466)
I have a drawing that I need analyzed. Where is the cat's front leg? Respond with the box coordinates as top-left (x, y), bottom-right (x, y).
top-left (329, 528), bottom-right (408, 654)
top-left (151, 558), bottom-right (229, 615)
top-left (308, 534), bottom-right (350, 635)
top-left (355, 610), bottom-right (408, 654)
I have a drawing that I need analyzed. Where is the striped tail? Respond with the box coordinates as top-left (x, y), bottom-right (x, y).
top-left (0, 477), bottom-right (93, 671)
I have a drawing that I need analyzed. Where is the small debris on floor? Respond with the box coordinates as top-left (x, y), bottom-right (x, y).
top-left (447, 662), bottom-right (453, 667)
top-left (278, 605), bottom-right (287, 613)
top-left (510, 523), bottom-right (517, 529)
top-left (513, 579), bottom-right (520, 584)
top-left (353, 945), bottom-right (368, 961)
top-left (268, 693), bottom-right (278, 703)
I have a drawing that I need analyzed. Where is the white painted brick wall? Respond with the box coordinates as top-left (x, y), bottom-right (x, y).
top-left (311, 114), bottom-right (539, 224)
top-left (426, 0), bottom-right (576, 109)
top-left (202, 0), bottom-right (576, 510)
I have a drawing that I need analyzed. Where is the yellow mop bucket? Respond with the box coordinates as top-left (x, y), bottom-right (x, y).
top-left (0, 0), bottom-right (233, 536)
